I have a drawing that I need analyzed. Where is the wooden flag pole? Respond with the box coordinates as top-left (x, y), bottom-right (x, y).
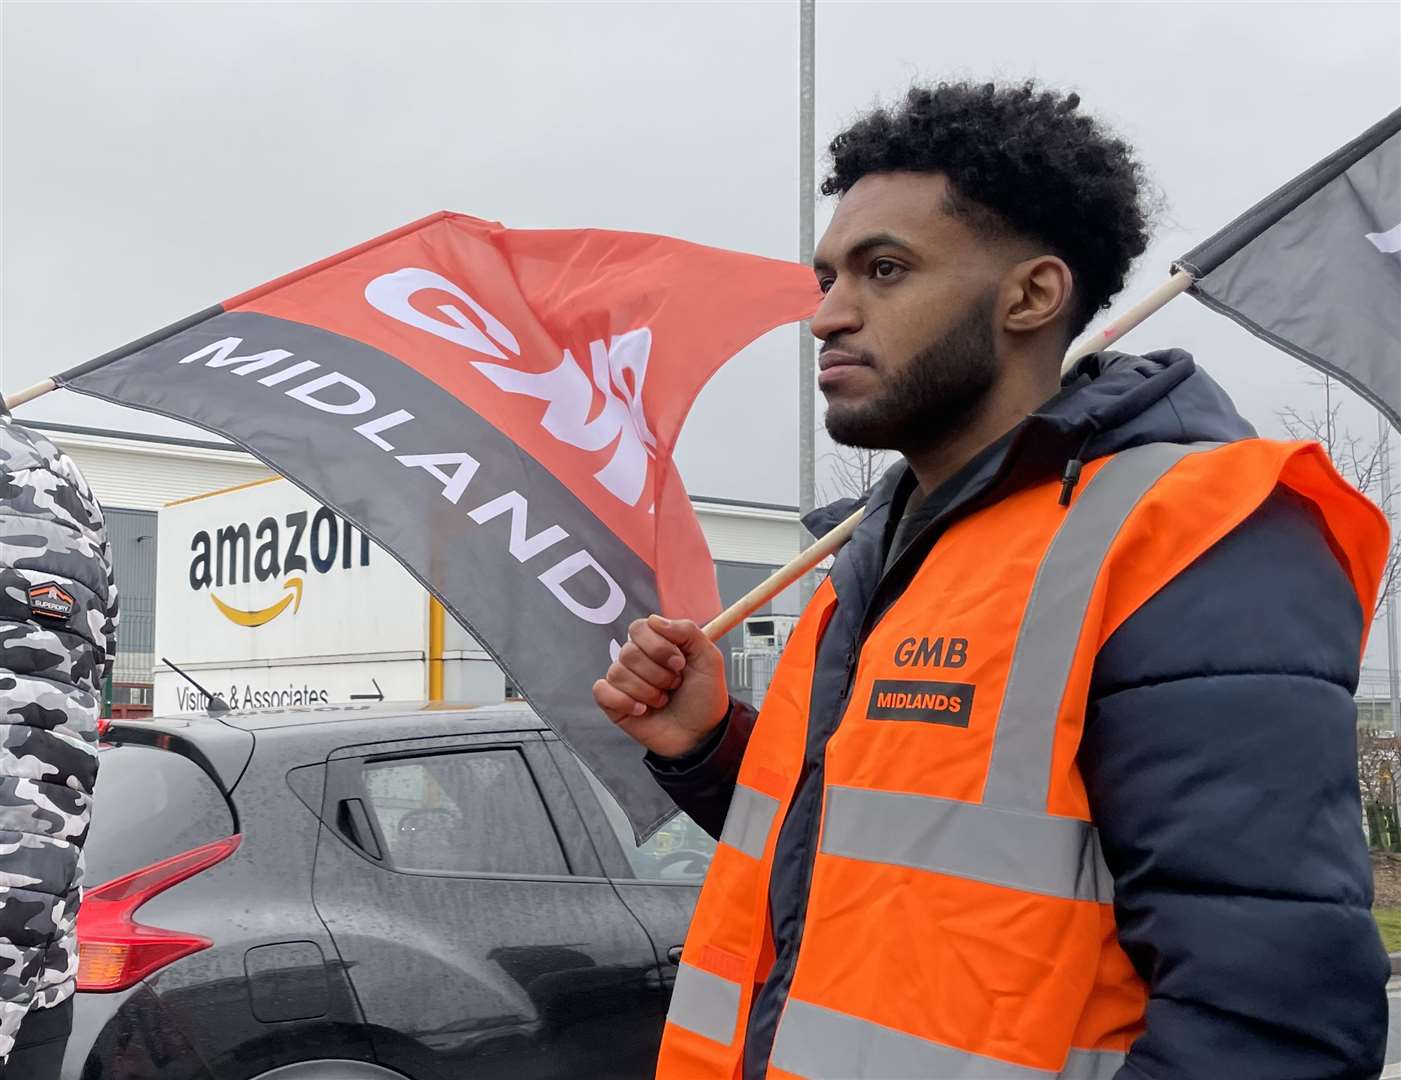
top-left (1062, 269), bottom-right (1195, 372)
top-left (703, 505), bottom-right (863, 641)
top-left (706, 269), bottom-right (1198, 641)
top-left (2, 378), bottom-right (57, 413)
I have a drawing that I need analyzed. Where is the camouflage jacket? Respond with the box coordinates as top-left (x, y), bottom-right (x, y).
top-left (0, 416), bottom-right (117, 1059)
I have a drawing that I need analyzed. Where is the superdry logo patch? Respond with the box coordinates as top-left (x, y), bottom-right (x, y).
top-left (28, 582), bottom-right (75, 622)
top-left (867, 679), bottom-right (975, 727)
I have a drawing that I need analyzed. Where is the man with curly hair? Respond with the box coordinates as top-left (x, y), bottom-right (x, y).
top-left (596, 80), bottom-right (1389, 1078)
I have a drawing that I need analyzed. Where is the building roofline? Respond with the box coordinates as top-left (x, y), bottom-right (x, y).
top-left (691, 493), bottom-right (798, 513)
top-left (29, 420), bottom-right (238, 454)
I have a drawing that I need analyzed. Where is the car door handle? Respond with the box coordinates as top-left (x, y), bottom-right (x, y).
top-left (337, 798), bottom-right (383, 860)
top-left (667, 945), bottom-right (683, 966)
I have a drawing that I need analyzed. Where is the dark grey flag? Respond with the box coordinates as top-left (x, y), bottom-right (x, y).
top-left (1175, 107), bottom-right (1400, 430)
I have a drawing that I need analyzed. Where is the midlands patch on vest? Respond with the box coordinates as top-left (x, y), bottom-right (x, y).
top-left (867, 678), bottom-right (975, 726)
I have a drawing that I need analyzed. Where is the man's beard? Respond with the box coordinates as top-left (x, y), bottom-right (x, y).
top-left (823, 297), bottom-right (998, 454)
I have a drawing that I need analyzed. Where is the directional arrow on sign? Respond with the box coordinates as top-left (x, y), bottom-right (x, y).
top-left (350, 678), bottom-right (384, 702)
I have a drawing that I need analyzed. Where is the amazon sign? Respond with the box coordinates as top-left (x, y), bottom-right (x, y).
top-left (189, 508), bottom-right (372, 628)
top-left (152, 476), bottom-right (501, 716)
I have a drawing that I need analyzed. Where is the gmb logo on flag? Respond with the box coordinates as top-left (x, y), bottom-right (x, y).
top-left (365, 267), bottom-right (658, 508)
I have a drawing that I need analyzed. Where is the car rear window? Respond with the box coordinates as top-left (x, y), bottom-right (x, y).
top-left (84, 745), bottom-right (236, 888)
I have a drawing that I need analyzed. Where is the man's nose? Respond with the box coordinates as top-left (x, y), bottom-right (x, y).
top-left (811, 279), bottom-right (862, 342)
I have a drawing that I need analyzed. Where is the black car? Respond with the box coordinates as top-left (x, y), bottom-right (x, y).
top-left (63, 702), bottom-right (715, 1079)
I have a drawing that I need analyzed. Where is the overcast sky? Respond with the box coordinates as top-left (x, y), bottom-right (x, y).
top-left (3, 1), bottom-right (1399, 669)
top-left (4, 1), bottom-right (1397, 489)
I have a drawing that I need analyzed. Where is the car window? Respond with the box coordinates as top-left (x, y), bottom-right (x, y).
top-left (85, 745), bottom-right (236, 887)
top-left (577, 763), bottom-right (715, 883)
top-left (361, 749), bottom-right (568, 876)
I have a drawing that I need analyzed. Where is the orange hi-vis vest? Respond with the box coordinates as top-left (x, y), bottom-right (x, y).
top-left (657, 440), bottom-right (1388, 1079)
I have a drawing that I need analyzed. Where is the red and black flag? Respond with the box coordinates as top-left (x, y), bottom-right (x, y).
top-left (57, 212), bottom-right (820, 836)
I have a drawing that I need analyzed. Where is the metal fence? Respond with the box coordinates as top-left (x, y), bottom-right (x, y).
top-left (106, 508), bottom-right (158, 686)
top-left (731, 650), bottom-right (781, 709)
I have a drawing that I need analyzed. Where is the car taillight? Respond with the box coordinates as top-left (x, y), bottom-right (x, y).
top-left (77, 834), bottom-right (242, 992)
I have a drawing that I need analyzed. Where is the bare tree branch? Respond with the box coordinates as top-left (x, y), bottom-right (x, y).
top-left (819, 445), bottom-right (895, 504)
top-left (1357, 729), bottom-right (1400, 806)
top-left (1380, 534), bottom-right (1401, 621)
top-left (1278, 381), bottom-right (1400, 620)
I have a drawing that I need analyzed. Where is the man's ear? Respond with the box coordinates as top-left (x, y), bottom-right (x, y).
top-left (1001, 255), bottom-right (1074, 336)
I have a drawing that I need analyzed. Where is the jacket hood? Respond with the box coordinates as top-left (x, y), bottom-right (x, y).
top-left (1045, 348), bottom-right (1255, 455)
top-left (804, 349), bottom-right (1256, 536)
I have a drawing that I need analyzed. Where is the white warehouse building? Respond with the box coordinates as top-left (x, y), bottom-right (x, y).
top-left (34, 422), bottom-right (805, 718)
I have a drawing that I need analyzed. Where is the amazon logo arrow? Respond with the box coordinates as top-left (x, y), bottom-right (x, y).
top-left (211, 576), bottom-right (304, 628)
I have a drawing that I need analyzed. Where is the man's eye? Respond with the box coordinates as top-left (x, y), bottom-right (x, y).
top-left (818, 277), bottom-right (835, 294)
top-left (872, 259), bottom-right (902, 279)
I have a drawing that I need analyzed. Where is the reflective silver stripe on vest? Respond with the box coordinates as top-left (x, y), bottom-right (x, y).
top-left (821, 785), bottom-right (1113, 903)
top-left (1061, 1047), bottom-right (1128, 1080)
top-left (982, 442), bottom-right (1219, 812)
top-left (719, 783), bottom-right (780, 860)
top-left (770, 999), bottom-right (1126, 1079)
top-left (667, 962), bottom-right (741, 1045)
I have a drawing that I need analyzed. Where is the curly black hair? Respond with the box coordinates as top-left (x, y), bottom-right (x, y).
top-left (823, 81), bottom-right (1152, 337)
